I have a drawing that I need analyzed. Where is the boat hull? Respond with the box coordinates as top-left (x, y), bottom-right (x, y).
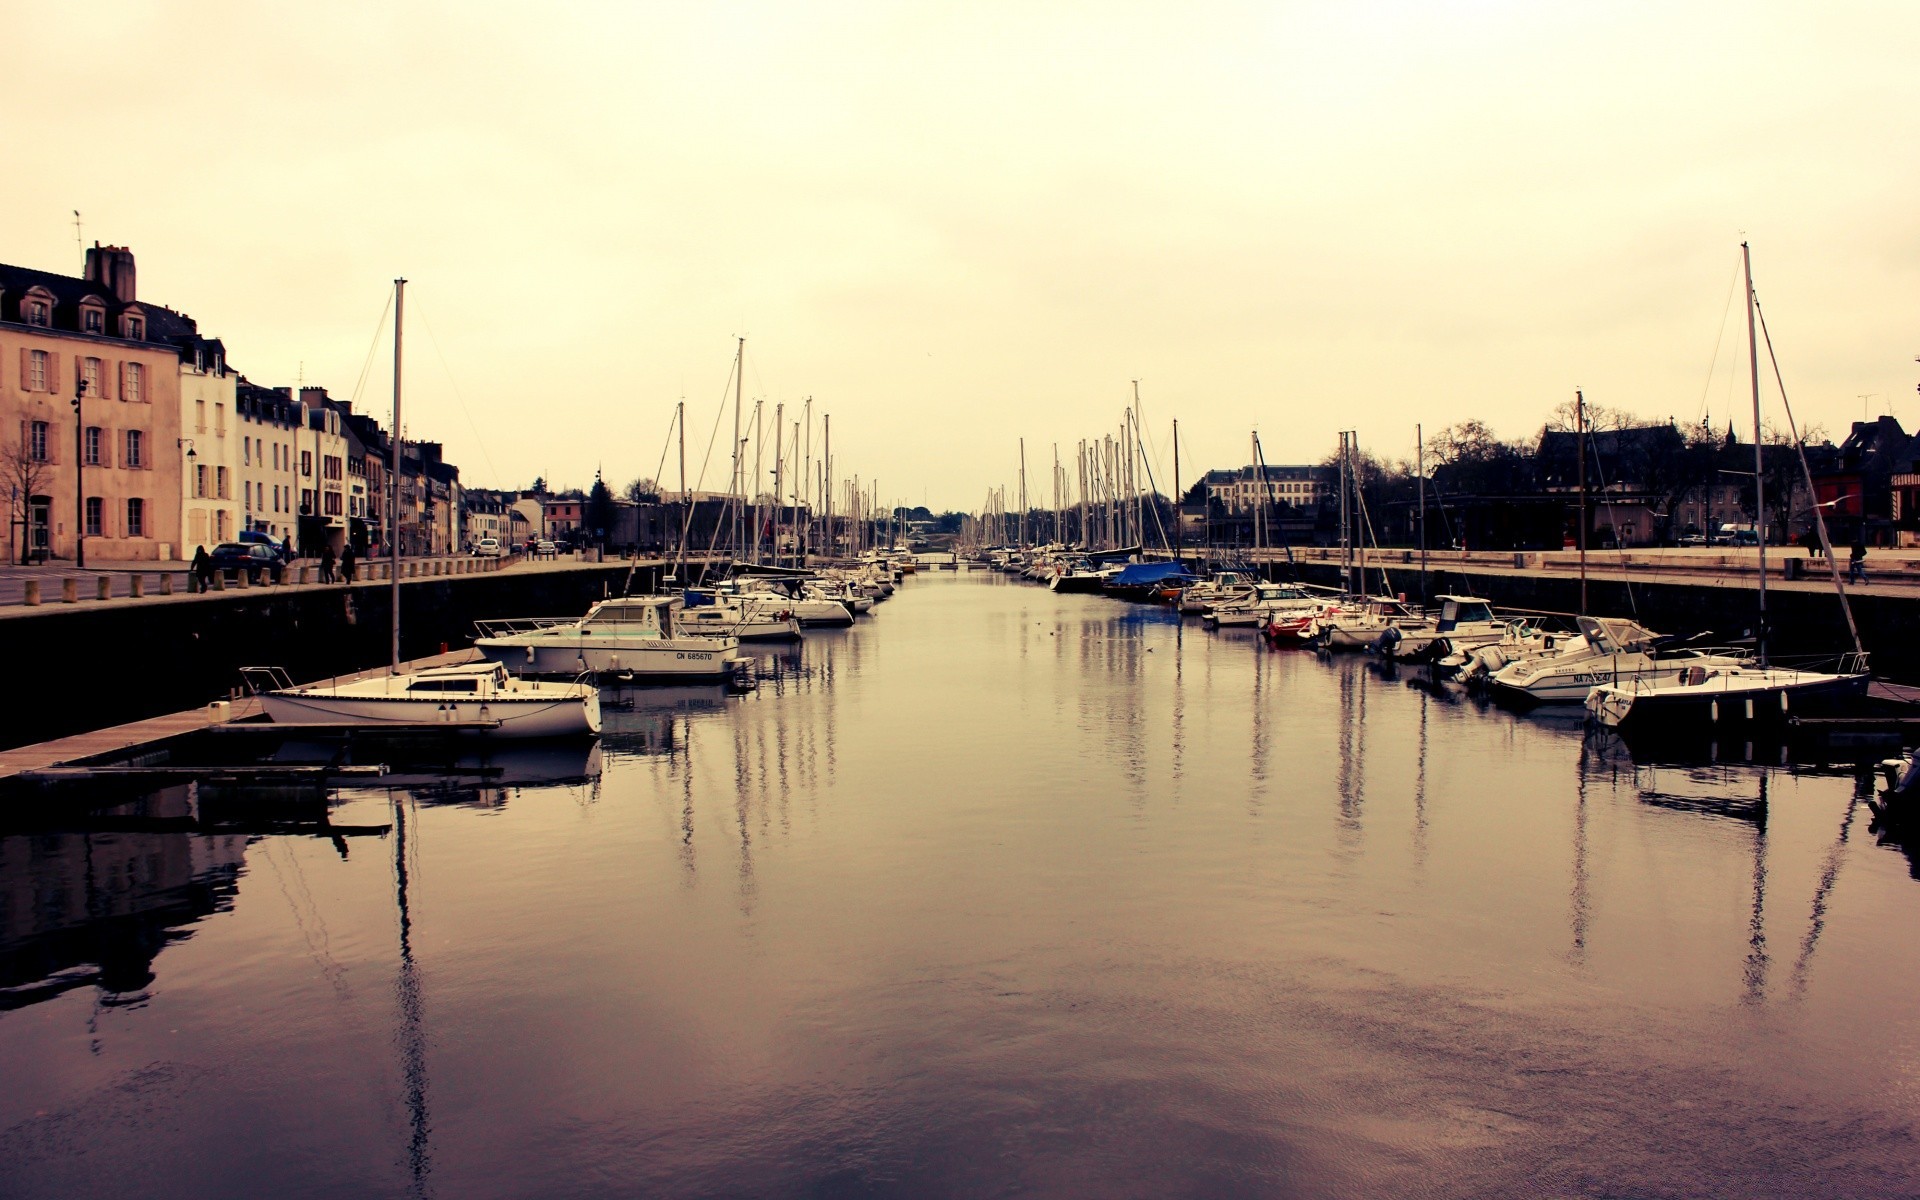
top-left (260, 688), bottom-right (600, 738)
top-left (1586, 671), bottom-right (1868, 735)
top-left (475, 637), bottom-right (734, 679)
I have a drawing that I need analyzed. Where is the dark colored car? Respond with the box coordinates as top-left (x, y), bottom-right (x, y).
top-left (209, 541), bottom-right (282, 583)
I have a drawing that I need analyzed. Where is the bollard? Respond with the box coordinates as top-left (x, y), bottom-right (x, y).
top-left (211, 571), bottom-right (225, 591)
top-left (22, 579), bottom-right (39, 605)
top-left (97, 576), bottom-right (112, 601)
top-left (62, 578), bottom-right (78, 603)
top-left (298, 565), bottom-right (310, 585)
top-left (130, 574), bottom-right (145, 598)
top-left (159, 573), bottom-right (173, 595)
top-left (236, 569), bottom-right (251, 589)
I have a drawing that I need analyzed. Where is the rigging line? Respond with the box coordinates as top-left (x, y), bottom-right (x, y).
top-left (683, 351), bottom-right (742, 569)
top-left (346, 289), bottom-right (396, 411)
top-left (1351, 464), bottom-right (1395, 599)
top-left (1127, 408), bottom-right (1173, 553)
top-left (649, 404), bottom-right (677, 499)
top-left (1579, 423), bottom-right (1639, 616)
top-left (1693, 251), bottom-right (1745, 429)
top-left (1754, 294), bottom-right (1864, 657)
top-left (411, 293), bottom-right (504, 489)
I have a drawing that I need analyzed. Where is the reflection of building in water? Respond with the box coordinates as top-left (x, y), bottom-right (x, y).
top-left (0, 787), bottom-right (249, 1008)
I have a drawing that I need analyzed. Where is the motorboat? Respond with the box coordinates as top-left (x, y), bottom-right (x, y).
top-left (1311, 596), bottom-right (1426, 650)
top-left (1204, 583), bottom-right (1319, 628)
top-left (473, 596), bottom-right (743, 680)
top-left (674, 594), bottom-right (805, 641)
top-left (1177, 570), bottom-right (1259, 615)
top-left (244, 661), bottom-right (601, 738)
top-left (1585, 655), bottom-right (1870, 734)
top-left (1487, 616), bottom-right (1749, 705)
top-left (1378, 595), bottom-right (1510, 660)
top-left (725, 577), bottom-right (856, 626)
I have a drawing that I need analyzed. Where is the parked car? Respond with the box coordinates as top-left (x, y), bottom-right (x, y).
top-left (1677, 532), bottom-right (1708, 547)
top-left (472, 537), bottom-right (503, 557)
top-left (209, 541), bottom-right (282, 583)
top-left (535, 539), bottom-right (558, 556)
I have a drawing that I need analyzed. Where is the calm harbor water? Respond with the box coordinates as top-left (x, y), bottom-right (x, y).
top-left (3, 570), bottom-right (1919, 1198)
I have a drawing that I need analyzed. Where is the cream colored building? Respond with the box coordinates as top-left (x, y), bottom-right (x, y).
top-left (235, 382), bottom-right (302, 543)
top-left (178, 343), bottom-right (239, 556)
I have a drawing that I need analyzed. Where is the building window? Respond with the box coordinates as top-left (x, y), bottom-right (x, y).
top-left (84, 427), bottom-right (102, 465)
top-left (125, 429), bottom-right (144, 469)
top-left (27, 350), bottom-right (48, 391)
top-left (196, 400), bottom-right (206, 432)
top-left (123, 316), bottom-right (144, 340)
top-left (83, 308), bottom-right (103, 333)
top-left (85, 497), bottom-right (102, 537)
top-left (215, 404), bottom-right (226, 436)
top-left (243, 438), bottom-right (251, 466)
top-left (29, 421), bottom-right (49, 462)
top-left (216, 510), bottom-right (231, 541)
top-left (26, 300), bottom-right (49, 327)
top-left (126, 498), bottom-right (145, 537)
top-left (81, 357), bottom-right (102, 396)
top-left (216, 466), bottom-right (229, 499)
top-left (124, 362), bottom-right (144, 403)
top-left (195, 464), bottom-right (207, 498)
top-left (301, 450), bottom-right (312, 478)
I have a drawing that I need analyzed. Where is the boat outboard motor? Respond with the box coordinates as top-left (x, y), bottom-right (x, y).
top-left (1371, 625), bottom-right (1402, 656)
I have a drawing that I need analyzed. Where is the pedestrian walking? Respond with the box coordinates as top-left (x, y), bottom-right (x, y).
top-left (190, 545), bottom-right (212, 593)
top-left (1848, 535), bottom-right (1867, 585)
top-left (320, 545), bottom-right (337, 584)
top-left (340, 544), bottom-right (357, 584)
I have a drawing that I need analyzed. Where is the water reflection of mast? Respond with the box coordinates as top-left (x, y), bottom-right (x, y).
top-left (1787, 782), bottom-right (1864, 998)
top-left (1742, 772), bottom-right (1771, 1005)
top-left (1411, 690), bottom-right (1429, 874)
top-left (1569, 733), bottom-right (1592, 963)
top-left (1336, 657), bottom-right (1364, 837)
top-left (391, 793), bottom-right (433, 1198)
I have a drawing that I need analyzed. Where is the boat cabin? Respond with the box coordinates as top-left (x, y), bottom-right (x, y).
top-left (406, 662), bottom-right (514, 694)
top-left (1434, 595), bottom-right (1495, 630)
top-left (578, 596), bottom-right (678, 638)
top-left (1574, 616), bottom-right (1660, 656)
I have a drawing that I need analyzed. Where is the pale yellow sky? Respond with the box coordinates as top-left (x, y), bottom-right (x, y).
top-left (6, 1), bottom-right (1916, 508)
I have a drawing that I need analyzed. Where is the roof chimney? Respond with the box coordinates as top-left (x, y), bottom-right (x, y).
top-left (83, 245), bottom-right (137, 303)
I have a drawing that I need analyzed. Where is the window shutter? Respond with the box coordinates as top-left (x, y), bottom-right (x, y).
top-left (117, 361), bottom-right (126, 401)
top-left (17, 349), bottom-right (27, 391)
top-left (47, 352), bottom-right (60, 395)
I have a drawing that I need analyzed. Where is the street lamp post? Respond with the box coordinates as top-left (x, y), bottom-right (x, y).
top-left (71, 377), bottom-right (88, 567)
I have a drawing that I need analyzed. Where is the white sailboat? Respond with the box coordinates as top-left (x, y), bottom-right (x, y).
top-left (1586, 243), bottom-right (1868, 735)
top-left (474, 596), bottom-right (745, 680)
top-left (249, 279), bottom-right (599, 738)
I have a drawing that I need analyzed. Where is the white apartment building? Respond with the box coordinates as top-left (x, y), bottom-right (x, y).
top-left (177, 342), bottom-right (238, 557)
top-left (235, 382), bottom-right (302, 542)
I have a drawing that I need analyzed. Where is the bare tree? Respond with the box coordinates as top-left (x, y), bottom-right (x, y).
top-left (624, 476), bottom-right (659, 504)
top-left (3, 433), bottom-right (50, 565)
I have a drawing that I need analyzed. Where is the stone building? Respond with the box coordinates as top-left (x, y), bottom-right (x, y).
top-left (1, 245), bottom-right (200, 561)
top-left (178, 338), bottom-right (238, 556)
top-left (235, 381), bottom-right (303, 544)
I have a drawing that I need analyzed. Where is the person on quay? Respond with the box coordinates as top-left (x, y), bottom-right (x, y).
top-left (320, 544), bottom-right (337, 584)
top-left (340, 544), bottom-right (357, 584)
top-left (190, 545), bottom-right (212, 593)
top-left (1848, 533), bottom-right (1868, 585)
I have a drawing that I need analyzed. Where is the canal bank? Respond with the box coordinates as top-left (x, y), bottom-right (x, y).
top-left (0, 560), bottom-right (697, 751)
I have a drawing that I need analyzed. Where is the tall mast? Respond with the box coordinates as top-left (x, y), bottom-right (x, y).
top-left (1416, 423), bottom-right (1426, 604)
top-left (1744, 241), bottom-right (1767, 666)
top-left (823, 414), bottom-right (832, 559)
top-left (389, 277), bottom-right (405, 674)
top-left (1171, 418), bottom-right (1181, 559)
top-left (1338, 432), bottom-right (1350, 588)
top-left (731, 336), bottom-right (743, 557)
top-left (1576, 389), bottom-right (1588, 615)
top-left (1018, 439), bottom-right (1028, 548)
top-left (802, 398), bottom-right (812, 562)
top-left (772, 402), bottom-right (783, 567)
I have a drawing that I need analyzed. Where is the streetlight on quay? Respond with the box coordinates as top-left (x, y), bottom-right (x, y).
top-left (71, 376), bottom-right (88, 568)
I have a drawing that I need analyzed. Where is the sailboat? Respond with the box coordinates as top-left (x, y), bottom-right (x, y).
top-left (248, 280), bottom-right (601, 738)
top-left (1585, 244), bottom-right (1868, 736)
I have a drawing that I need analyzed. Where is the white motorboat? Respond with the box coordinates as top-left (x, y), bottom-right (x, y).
top-left (1177, 570), bottom-right (1259, 614)
top-left (1204, 583), bottom-right (1320, 628)
top-left (672, 593), bottom-right (805, 641)
top-left (1487, 616), bottom-right (1748, 705)
top-left (474, 596), bottom-right (742, 680)
top-left (1379, 595), bottom-right (1511, 660)
top-left (728, 578), bottom-right (856, 626)
top-left (246, 661), bottom-right (601, 738)
top-left (1312, 596), bottom-right (1426, 650)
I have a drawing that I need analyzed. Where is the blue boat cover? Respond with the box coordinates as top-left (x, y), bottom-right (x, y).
top-left (1107, 562), bottom-right (1197, 588)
